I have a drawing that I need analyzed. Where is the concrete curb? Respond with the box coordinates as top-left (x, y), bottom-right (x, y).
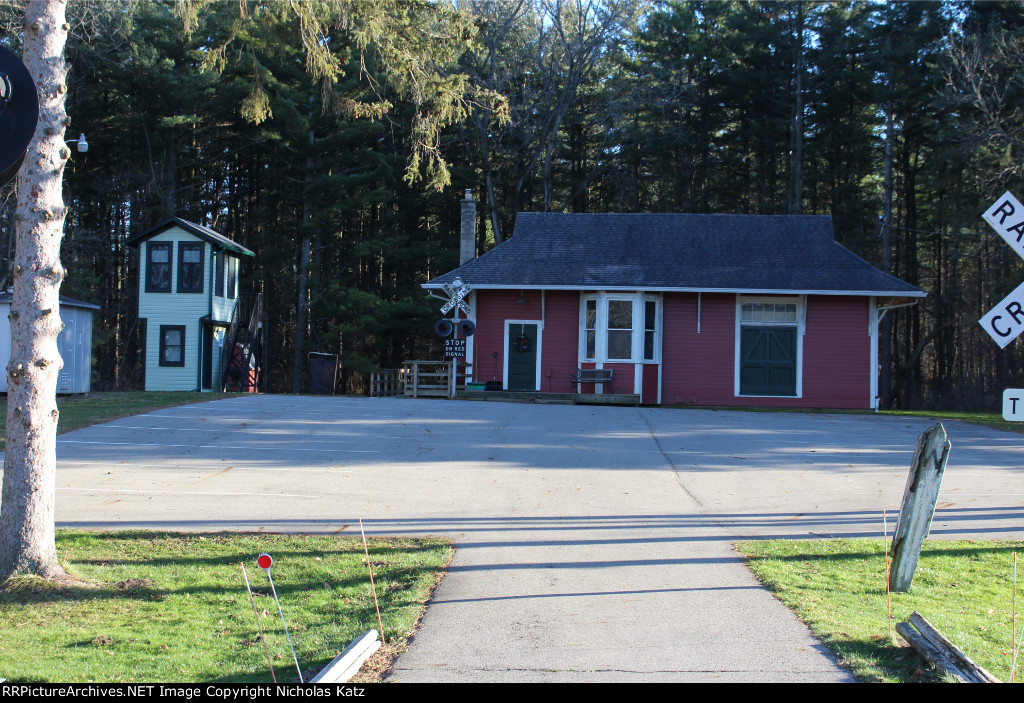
top-left (310, 630), bottom-right (381, 683)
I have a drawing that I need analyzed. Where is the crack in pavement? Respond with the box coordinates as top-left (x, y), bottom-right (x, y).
top-left (637, 407), bottom-right (705, 508)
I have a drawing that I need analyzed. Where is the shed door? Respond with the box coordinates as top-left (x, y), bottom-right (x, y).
top-left (506, 323), bottom-right (538, 391)
top-left (739, 326), bottom-right (797, 396)
top-left (57, 311), bottom-right (77, 393)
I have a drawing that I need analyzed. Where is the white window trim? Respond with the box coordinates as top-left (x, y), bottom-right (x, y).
top-left (734, 295), bottom-right (805, 398)
top-left (869, 296), bottom-right (879, 411)
top-left (579, 292), bottom-right (662, 365)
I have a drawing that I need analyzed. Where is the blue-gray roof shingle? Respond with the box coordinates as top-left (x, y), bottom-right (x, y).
top-left (426, 213), bottom-right (923, 296)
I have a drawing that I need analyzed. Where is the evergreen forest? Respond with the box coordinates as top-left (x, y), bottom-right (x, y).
top-left (1, 0), bottom-right (1023, 409)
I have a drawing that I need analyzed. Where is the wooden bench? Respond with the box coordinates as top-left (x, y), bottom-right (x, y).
top-left (570, 368), bottom-right (613, 392)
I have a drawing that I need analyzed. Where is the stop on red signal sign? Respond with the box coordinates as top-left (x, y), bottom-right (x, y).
top-left (257, 553), bottom-right (273, 570)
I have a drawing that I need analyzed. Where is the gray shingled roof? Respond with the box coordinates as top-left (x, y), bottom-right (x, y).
top-left (0, 291), bottom-right (100, 309)
top-left (426, 213), bottom-right (924, 296)
top-left (127, 217), bottom-right (254, 257)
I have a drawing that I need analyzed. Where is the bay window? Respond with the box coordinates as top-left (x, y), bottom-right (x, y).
top-left (580, 293), bottom-right (661, 363)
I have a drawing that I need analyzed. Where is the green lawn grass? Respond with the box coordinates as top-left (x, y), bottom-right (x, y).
top-left (0, 392), bottom-right (244, 452)
top-left (659, 403), bottom-right (1024, 435)
top-left (4, 394), bottom-right (1020, 683)
top-left (0, 531), bottom-right (453, 683)
top-left (880, 409), bottom-right (1024, 435)
top-left (739, 538), bottom-right (1024, 682)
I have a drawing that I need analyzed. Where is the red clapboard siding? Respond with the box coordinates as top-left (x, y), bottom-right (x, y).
top-left (642, 364), bottom-right (659, 404)
top-left (601, 362), bottom-right (636, 394)
top-left (474, 290), bottom-right (872, 408)
top-left (538, 291), bottom-right (580, 393)
top-left (472, 290), bottom-right (580, 390)
top-left (661, 292), bottom-right (736, 405)
top-left (473, 290), bottom-right (540, 384)
top-left (659, 293), bottom-right (871, 409)
top-left (800, 296), bottom-right (870, 408)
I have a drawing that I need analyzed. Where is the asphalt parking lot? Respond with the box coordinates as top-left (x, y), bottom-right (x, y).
top-left (45, 395), bottom-right (1024, 681)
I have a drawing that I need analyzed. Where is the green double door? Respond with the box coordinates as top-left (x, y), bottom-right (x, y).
top-left (506, 323), bottom-right (539, 391)
top-left (739, 326), bottom-right (797, 396)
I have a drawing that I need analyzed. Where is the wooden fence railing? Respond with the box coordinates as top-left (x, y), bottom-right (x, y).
top-left (370, 368), bottom-right (406, 397)
top-left (397, 360), bottom-right (473, 399)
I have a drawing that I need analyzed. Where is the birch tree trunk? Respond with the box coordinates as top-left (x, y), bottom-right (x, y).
top-left (0, 0), bottom-right (70, 581)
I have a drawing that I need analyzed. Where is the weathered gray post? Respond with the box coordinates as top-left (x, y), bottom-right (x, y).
top-left (889, 423), bottom-right (952, 592)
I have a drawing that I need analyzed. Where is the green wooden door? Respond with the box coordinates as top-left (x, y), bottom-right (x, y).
top-left (740, 326), bottom-right (797, 396)
top-left (507, 323), bottom-right (538, 391)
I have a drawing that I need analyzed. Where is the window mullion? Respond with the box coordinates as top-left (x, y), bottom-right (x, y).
top-left (633, 298), bottom-right (643, 363)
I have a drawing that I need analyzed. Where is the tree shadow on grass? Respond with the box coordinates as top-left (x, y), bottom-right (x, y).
top-left (1, 531), bottom-right (451, 608)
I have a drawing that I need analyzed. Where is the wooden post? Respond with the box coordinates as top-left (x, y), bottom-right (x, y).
top-left (896, 611), bottom-right (1000, 682)
top-left (889, 423), bottom-right (951, 592)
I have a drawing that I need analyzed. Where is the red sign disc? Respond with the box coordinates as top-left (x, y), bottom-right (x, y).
top-left (256, 553), bottom-right (273, 570)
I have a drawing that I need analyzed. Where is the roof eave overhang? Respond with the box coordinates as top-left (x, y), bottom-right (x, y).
top-left (422, 282), bottom-right (927, 298)
top-left (875, 295), bottom-right (927, 308)
top-left (127, 220), bottom-right (255, 257)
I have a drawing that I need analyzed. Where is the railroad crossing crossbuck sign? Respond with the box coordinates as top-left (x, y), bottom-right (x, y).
top-left (980, 193), bottom-right (1024, 424)
top-left (433, 279), bottom-right (475, 349)
top-left (439, 281), bottom-right (472, 317)
top-left (980, 191), bottom-right (1024, 348)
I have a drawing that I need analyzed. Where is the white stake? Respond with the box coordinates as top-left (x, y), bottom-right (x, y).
top-left (241, 563), bottom-right (276, 683)
top-left (258, 553), bottom-right (304, 683)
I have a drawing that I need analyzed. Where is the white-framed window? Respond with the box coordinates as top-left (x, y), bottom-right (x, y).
top-left (584, 298), bottom-right (597, 359)
top-left (740, 300), bottom-right (798, 324)
top-left (579, 292), bottom-right (661, 363)
top-left (643, 299), bottom-right (658, 360)
top-left (735, 295), bottom-right (804, 397)
top-left (606, 298), bottom-right (634, 360)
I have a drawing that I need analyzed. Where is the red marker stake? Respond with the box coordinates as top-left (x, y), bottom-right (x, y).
top-left (241, 563), bottom-right (276, 683)
top-left (259, 553), bottom-right (304, 683)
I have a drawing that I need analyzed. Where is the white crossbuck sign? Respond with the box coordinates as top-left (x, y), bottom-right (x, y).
top-left (979, 280), bottom-right (1024, 349)
top-left (983, 191), bottom-right (1024, 262)
top-left (980, 192), bottom-right (1024, 347)
top-left (439, 282), bottom-right (472, 316)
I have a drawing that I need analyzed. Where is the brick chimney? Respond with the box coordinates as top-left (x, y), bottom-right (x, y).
top-left (459, 189), bottom-right (476, 265)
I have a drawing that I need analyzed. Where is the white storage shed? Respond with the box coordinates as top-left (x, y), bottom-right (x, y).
top-left (0, 291), bottom-right (99, 394)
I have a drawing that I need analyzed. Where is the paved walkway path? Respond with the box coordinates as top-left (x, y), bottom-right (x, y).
top-left (46, 396), bottom-right (1024, 682)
